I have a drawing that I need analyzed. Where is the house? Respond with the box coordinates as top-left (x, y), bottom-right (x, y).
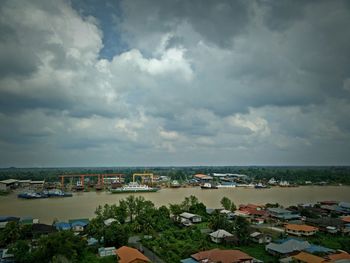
top-left (338, 202), bottom-right (350, 214)
top-left (0, 216), bottom-right (20, 228)
top-left (194, 174), bottom-right (213, 181)
top-left (183, 249), bottom-right (254, 263)
top-left (0, 179), bottom-right (18, 191)
top-left (306, 217), bottom-right (347, 234)
top-left (209, 229), bottom-right (234, 243)
top-left (115, 246), bottom-right (150, 263)
top-left (220, 209), bottom-right (235, 219)
top-left (292, 252), bottom-right (326, 263)
top-left (32, 223), bottom-right (56, 236)
top-left (98, 247), bottom-right (116, 257)
top-left (250, 232), bottom-right (272, 244)
top-left (266, 239), bottom-right (311, 256)
top-left (54, 222), bottom-right (71, 231)
top-left (268, 207), bottom-right (301, 220)
top-left (69, 219), bottom-right (89, 232)
top-left (285, 224), bottom-right (318, 236)
top-left (326, 252), bottom-right (350, 262)
top-left (179, 212), bottom-right (202, 223)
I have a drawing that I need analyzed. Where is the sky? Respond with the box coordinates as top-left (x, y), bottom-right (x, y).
top-left (0, 0), bottom-right (350, 167)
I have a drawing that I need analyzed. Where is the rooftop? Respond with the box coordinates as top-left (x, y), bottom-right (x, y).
top-left (191, 249), bottom-right (253, 263)
top-left (293, 252), bottom-right (326, 263)
top-left (116, 246), bottom-right (150, 263)
top-left (0, 179), bottom-right (18, 184)
top-left (266, 239), bottom-right (311, 254)
top-left (210, 229), bottom-right (233, 238)
top-left (286, 224), bottom-right (318, 232)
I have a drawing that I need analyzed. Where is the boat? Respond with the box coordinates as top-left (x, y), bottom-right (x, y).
top-left (110, 182), bottom-right (159, 193)
top-left (200, 183), bottom-right (218, 189)
top-left (46, 189), bottom-right (73, 197)
top-left (18, 192), bottom-right (48, 199)
top-left (254, 183), bottom-right (269, 189)
top-left (170, 180), bottom-right (181, 188)
top-left (217, 182), bottom-right (236, 188)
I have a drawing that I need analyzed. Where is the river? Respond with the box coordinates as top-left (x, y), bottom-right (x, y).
top-left (0, 186), bottom-right (349, 223)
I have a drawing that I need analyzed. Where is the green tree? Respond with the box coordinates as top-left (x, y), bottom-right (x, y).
top-left (220, 196), bottom-right (236, 211)
top-left (103, 223), bottom-right (128, 247)
top-left (0, 221), bottom-right (21, 246)
top-left (34, 230), bottom-right (87, 263)
top-left (9, 240), bottom-right (34, 263)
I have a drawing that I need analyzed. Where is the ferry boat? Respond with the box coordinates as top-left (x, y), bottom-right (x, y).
top-left (110, 182), bottom-right (159, 193)
top-left (217, 182), bottom-right (236, 188)
top-left (45, 189), bottom-right (73, 197)
top-left (200, 183), bottom-right (218, 189)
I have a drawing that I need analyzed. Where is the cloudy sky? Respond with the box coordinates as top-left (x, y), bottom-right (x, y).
top-left (0, 0), bottom-right (350, 167)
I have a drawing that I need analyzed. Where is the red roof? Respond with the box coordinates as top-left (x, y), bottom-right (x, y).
top-left (116, 246), bottom-right (150, 263)
top-left (192, 249), bottom-right (253, 263)
top-left (239, 208), bottom-right (267, 217)
top-left (341, 216), bottom-right (350, 223)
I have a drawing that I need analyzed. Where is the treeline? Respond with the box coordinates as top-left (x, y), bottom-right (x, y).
top-left (1, 166), bottom-right (350, 184)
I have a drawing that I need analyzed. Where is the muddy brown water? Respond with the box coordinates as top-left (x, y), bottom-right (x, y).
top-left (0, 186), bottom-right (349, 223)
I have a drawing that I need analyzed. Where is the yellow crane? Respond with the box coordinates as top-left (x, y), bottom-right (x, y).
top-left (132, 173), bottom-right (154, 184)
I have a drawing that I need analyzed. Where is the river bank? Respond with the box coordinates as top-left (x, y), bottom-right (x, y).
top-left (1, 186), bottom-right (350, 223)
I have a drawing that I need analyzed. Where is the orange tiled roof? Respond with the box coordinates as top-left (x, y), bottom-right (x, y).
top-left (116, 246), bottom-right (150, 263)
top-left (286, 224), bottom-right (318, 232)
top-left (292, 252), bottom-right (326, 263)
top-left (328, 252), bottom-right (350, 261)
top-left (192, 249), bottom-right (252, 263)
top-left (341, 216), bottom-right (350, 223)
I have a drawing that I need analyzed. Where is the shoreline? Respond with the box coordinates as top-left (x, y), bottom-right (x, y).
top-left (1, 185), bottom-right (350, 224)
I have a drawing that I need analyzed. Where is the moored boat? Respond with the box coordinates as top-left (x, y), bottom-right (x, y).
top-left (46, 189), bottom-right (73, 197)
top-left (110, 182), bottom-right (159, 193)
top-left (200, 183), bottom-right (218, 189)
top-left (217, 182), bottom-right (236, 188)
top-left (170, 180), bottom-right (181, 188)
top-left (18, 192), bottom-right (48, 199)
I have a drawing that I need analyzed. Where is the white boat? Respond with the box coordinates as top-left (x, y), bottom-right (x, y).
top-left (217, 182), bottom-right (236, 188)
top-left (110, 182), bottom-right (159, 193)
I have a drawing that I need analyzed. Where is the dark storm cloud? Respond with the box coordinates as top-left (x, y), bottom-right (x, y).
top-left (1, 0), bottom-right (350, 166)
top-left (121, 0), bottom-right (250, 49)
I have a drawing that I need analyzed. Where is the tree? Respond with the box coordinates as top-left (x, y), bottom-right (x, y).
top-left (34, 230), bottom-right (87, 263)
top-left (0, 221), bottom-right (21, 246)
top-left (103, 223), bottom-right (128, 247)
top-left (220, 196), bottom-right (236, 212)
top-left (209, 211), bottom-right (230, 231)
top-left (9, 240), bottom-right (34, 263)
top-left (232, 217), bottom-right (250, 245)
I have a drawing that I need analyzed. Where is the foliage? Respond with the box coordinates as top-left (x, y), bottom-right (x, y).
top-left (220, 196), bottom-right (236, 211)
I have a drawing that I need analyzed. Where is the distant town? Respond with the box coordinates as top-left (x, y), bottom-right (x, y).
top-left (0, 167), bottom-right (350, 262)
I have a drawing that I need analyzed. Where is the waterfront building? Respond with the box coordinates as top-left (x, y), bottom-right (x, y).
top-left (0, 179), bottom-right (18, 191)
